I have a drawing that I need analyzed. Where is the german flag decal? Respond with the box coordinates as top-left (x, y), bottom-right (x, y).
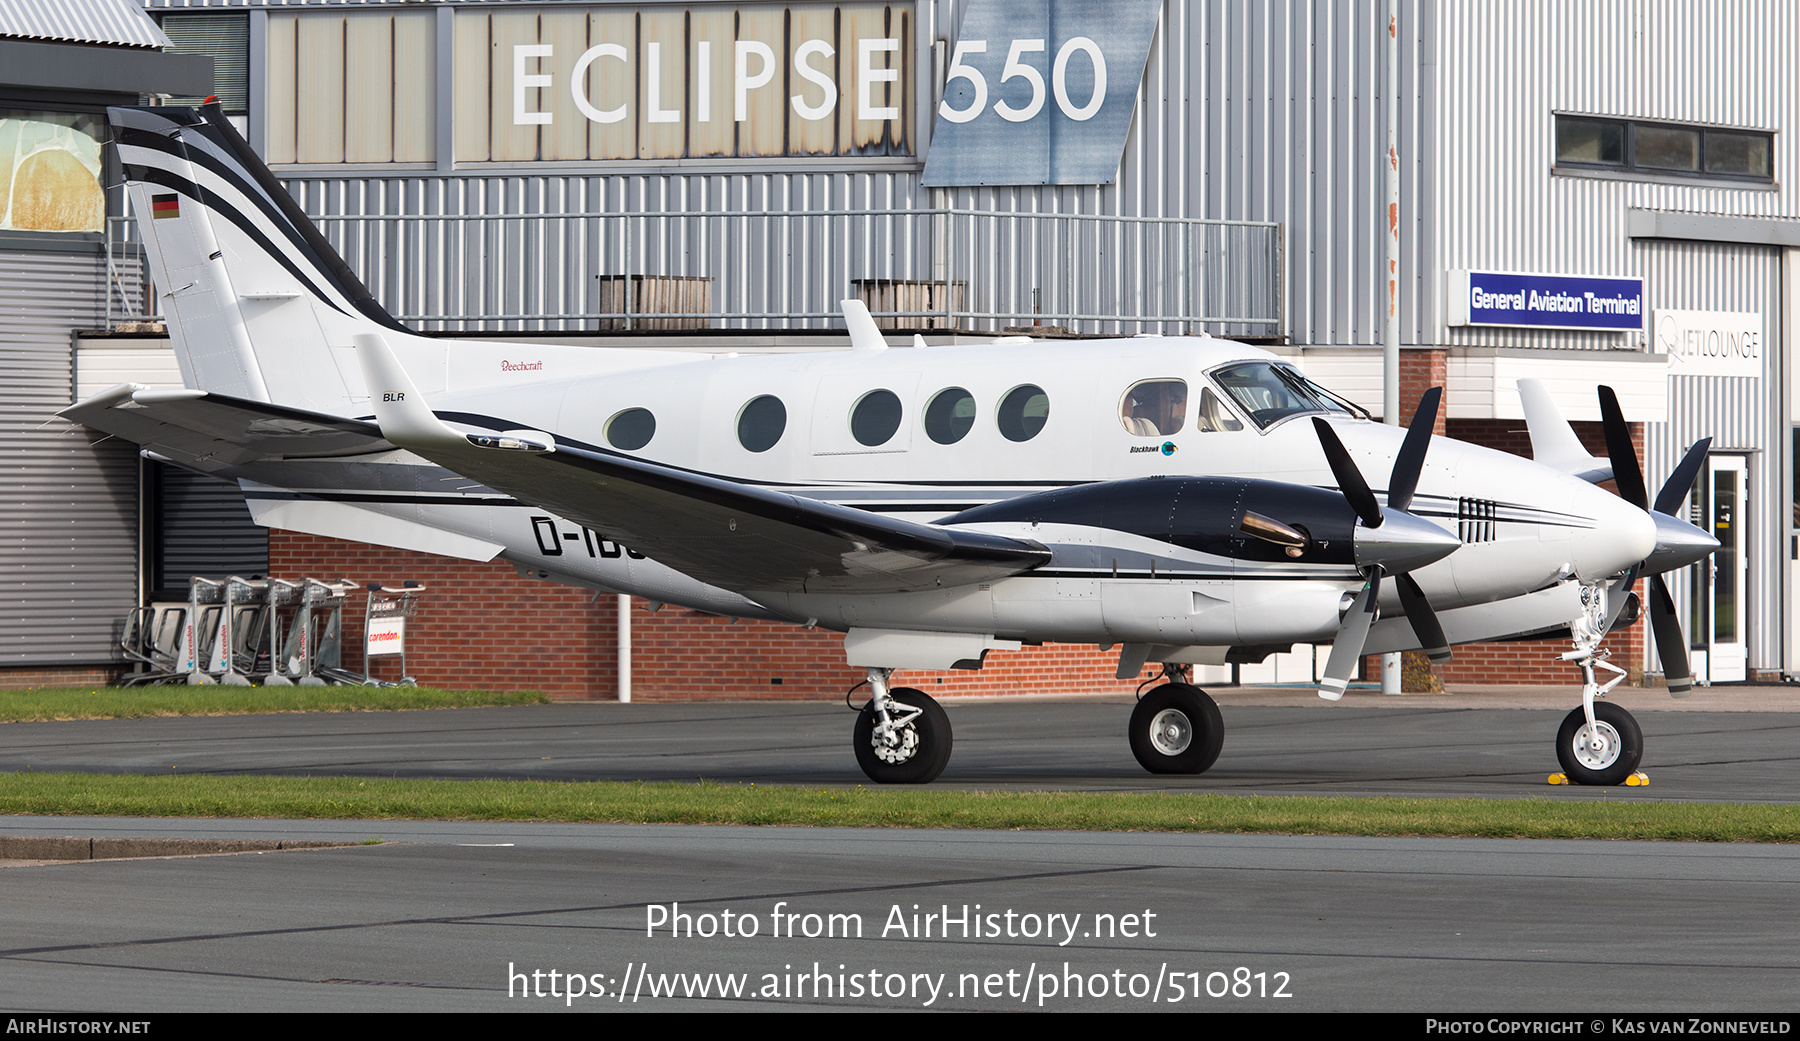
top-left (151, 193), bottom-right (180, 219)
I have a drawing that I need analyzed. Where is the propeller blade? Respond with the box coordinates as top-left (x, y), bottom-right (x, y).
top-left (1386, 387), bottom-right (1441, 514)
top-left (1598, 386), bottom-right (1648, 510)
top-left (1653, 438), bottom-right (1713, 517)
top-left (1319, 569), bottom-right (1381, 701)
top-left (1312, 417), bottom-right (1383, 529)
top-left (1648, 574), bottom-right (1693, 696)
top-left (1395, 573), bottom-right (1451, 663)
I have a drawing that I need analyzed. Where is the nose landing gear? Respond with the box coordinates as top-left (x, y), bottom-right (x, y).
top-left (1554, 700), bottom-right (1643, 786)
top-left (1555, 582), bottom-right (1644, 785)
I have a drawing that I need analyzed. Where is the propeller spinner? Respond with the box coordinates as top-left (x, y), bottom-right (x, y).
top-left (1312, 388), bottom-right (1460, 700)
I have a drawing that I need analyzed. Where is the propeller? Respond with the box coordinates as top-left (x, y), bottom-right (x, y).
top-left (1596, 386), bottom-right (1717, 695)
top-left (1314, 388), bottom-right (1460, 700)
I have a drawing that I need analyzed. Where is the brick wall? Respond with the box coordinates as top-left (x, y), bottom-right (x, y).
top-left (1398, 348), bottom-right (1448, 434)
top-left (270, 532), bottom-right (1144, 700)
top-left (0, 666), bottom-right (122, 691)
top-left (271, 534), bottom-right (619, 695)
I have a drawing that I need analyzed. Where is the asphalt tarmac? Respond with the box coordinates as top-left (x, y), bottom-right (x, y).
top-left (3, 686), bottom-right (1798, 800)
top-left (3, 818), bottom-right (1799, 1013)
top-left (3, 687), bottom-right (1798, 1013)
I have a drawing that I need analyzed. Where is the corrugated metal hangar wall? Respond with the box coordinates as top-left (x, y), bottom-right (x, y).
top-left (1, 4), bottom-right (212, 670)
top-left (11, 0), bottom-right (1798, 686)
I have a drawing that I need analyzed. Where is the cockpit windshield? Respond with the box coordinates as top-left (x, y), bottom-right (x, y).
top-left (1209, 362), bottom-right (1368, 430)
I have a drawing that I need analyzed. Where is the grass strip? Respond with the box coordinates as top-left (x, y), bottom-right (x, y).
top-left (0, 686), bottom-right (549, 722)
top-left (1, 774), bottom-right (1796, 842)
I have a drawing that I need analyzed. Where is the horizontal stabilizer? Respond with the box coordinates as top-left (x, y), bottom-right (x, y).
top-left (61, 383), bottom-right (389, 473)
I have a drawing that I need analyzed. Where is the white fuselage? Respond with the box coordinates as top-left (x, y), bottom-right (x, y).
top-left (242, 333), bottom-right (1653, 656)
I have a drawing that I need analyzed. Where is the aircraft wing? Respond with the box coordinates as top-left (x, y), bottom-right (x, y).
top-left (61, 383), bottom-right (391, 472)
top-left (354, 337), bottom-right (1051, 596)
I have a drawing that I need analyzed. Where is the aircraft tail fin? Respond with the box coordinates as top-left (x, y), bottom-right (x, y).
top-left (1517, 378), bottom-right (1613, 485)
top-left (110, 102), bottom-right (407, 414)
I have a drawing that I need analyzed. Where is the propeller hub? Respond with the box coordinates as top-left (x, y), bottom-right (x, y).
top-left (1643, 510), bottom-right (1721, 575)
top-left (1351, 508), bottom-right (1461, 573)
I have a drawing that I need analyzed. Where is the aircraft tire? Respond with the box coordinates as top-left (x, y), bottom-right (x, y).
top-left (1129, 683), bottom-right (1225, 775)
top-left (854, 687), bottom-right (952, 784)
top-left (1554, 702), bottom-right (1643, 786)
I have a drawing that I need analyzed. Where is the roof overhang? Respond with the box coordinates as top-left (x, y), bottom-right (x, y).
top-left (0, 38), bottom-right (212, 99)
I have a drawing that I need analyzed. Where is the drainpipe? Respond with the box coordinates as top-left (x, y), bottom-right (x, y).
top-left (617, 594), bottom-right (632, 702)
top-left (1381, 0), bottom-right (1403, 696)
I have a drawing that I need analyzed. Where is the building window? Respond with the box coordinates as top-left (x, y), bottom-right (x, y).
top-left (0, 109), bottom-right (105, 233)
top-left (156, 13), bottom-right (250, 116)
top-left (1555, 115), bottom-right (1773, 183)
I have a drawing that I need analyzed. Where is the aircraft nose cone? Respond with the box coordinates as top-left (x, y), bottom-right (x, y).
top-left (1353, 508), bottom-right (1461, 573)
top-left (1570, 492), bottom-right (1658, 579)
top-left (1643, 510), bottom-right (1720, 575)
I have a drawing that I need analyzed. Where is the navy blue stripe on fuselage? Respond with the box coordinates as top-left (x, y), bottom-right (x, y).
top-left (1026, 568), bottom-right (1359, 582)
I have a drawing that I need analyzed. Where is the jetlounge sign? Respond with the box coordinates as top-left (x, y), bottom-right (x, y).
top-left (1655, 309), bottom-right (1763, 379)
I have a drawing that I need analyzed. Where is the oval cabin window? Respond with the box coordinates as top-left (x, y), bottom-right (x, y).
top-left (923, 387), bottom-right (976, 445)
top-left (996, 385), bottom-right (1049, 442)
top-left (737, 395), bottom-right (787, 453)
top-left (605, 408), bottom-right (656, 450)
top-left (850, 389), bottom-right (903, 447)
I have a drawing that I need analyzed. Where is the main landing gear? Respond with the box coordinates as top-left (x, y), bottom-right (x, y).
top-left (1554, 583), bottom-right (1645, 785)
top-left (1126, 665), bottom-right (1225, 776)
top-left (850, 665), bottom-right (1229, 783)
top-left (853, 668), bottom-right (952, 784)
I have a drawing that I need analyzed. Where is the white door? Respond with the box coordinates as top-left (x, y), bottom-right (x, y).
top-left (1688, 455), bottom-right (1748, 684)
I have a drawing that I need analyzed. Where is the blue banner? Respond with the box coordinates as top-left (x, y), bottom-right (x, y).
top-left (921, 0), bottom-right (1161, 186)
top-left (1456, 271), bottom-right (1644, 331)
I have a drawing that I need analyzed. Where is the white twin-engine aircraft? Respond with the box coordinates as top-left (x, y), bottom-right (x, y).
top-left (70, 103), bottom-right (1720, 785)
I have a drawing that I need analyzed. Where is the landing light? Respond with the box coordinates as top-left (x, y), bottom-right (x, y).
top-left (466, 430), bottom-right (555, 453)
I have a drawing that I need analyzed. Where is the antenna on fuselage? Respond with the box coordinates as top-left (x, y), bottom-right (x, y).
top-left (841, 300), bottom-right (889, 354)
